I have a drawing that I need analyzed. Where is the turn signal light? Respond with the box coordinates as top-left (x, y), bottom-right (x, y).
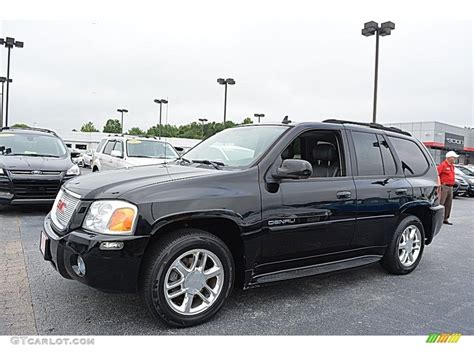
top-left (108, 208), bottom-right (135, 232)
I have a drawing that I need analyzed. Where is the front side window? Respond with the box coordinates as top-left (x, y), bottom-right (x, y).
top-left (388, 136), bottom-right (430, 176)
top-left (280, 130), bottom-right (345, 177)
top-left (0, 132), bottom-right (67, 158)
top-left (114, 141), bottom-right (124, 154)
top-left (126, 139), bottom-right (179, 159)
top-left (352, 131), bottom-right (384, 176)
top-left (183, 125), bottom-right (289, 168)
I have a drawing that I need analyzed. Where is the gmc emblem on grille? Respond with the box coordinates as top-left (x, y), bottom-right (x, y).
top-left (31, 170), bottom-right (43, 175)
top-left (57, 199), bottom-right (67, 213)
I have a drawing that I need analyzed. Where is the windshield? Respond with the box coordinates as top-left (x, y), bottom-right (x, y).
top-left (457, 166), bottom-right (474, 176)
top-left (126, 139), bottom-right (179, 159)
top-left (0, 132), bottom-right (67, 157)
top-left (183, 125), bottom-right (289, 167)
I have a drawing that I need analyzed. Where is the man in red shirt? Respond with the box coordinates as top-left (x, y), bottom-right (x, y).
top-left (437, 151), bottom-right (459, 225)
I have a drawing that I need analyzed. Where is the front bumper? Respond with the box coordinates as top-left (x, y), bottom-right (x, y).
top-left (427, 204), bottom-right (444, 245)
top-left (41, 213), bottom-right (150, 293)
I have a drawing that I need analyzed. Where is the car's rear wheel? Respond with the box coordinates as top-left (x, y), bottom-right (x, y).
top-left (381, 215), bottom-right (425, 275)
top-left (139, 229), bottom-right (234, 327)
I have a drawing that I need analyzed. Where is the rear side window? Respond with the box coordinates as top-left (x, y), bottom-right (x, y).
top-left (377, 135), bottom-right (397, 175)
top-left (352, 132), bottom-right (384, 176)
top-left (103, 141), bottom-right (115, 155)
top-left (388, 136), bottom-right (429, 176)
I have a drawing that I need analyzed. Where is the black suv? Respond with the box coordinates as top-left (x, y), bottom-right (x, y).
top-left (0, 127), bottom-right (80, 205)
top-left (40, 120), bottom-right (444, 327)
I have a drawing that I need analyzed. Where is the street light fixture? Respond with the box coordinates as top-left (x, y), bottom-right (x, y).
top-left (254, 113), bottom-right (265, 123)
top-left (117, 109), bottom-right (128, 133)
top-left (361, 21), bottom-right (395, 123)
top-left (217, 78), bottom-right (235, 125)
top-left (0, 77), bottom-right (13, 128)
top-left (198, 118), bottom-right (208, 137)
top-left (0, 37), bottom-right (24, 127)
top-left (153, 99), bottom-right (168, 139)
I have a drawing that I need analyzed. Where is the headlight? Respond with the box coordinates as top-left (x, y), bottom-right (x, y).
top-left (469, 178), bottom-right (474, 184)
top-left (0, 168), bottom-right (4, 175)
top-left (82, 200), bottom-right (138, 235)
top-left (66, 165), bottom-right (81, 176)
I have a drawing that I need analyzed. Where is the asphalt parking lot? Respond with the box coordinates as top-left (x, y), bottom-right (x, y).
top-left (1, 181), bottom-right (473, 335)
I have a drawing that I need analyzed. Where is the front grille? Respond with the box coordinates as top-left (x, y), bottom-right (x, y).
top-left (0, 180), bottom-right (11, 193)
top-left (51, 189), bottom-right (81, 230)
top-left (10, 170), bottom-right (62, 176)
top-left (13, 180), bottom-right (61, 199)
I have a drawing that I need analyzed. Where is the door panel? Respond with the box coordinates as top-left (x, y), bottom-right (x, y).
top-left (261, 177), bottom-right (357, 263)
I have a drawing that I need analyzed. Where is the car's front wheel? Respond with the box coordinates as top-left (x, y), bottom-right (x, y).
top-left (139, 229), bottom-right (234, 327)
top-left (381, 215), bottom-right (425, 275)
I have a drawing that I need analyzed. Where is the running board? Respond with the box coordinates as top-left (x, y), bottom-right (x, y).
top-left (251, 255), bottom-right (382, 285)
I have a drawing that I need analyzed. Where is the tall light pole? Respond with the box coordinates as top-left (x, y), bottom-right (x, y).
top-left (361, 21), bottom-right (395, 123)
top-left (254, 113), bottom-right (265, 123)
top-left (0, 77), bottom-right (12, 127)
top-left (153, 99), bottom-right (168, 139)
top-left (198, 118), bottom-right (208, 137)
top-left (0, 37), bottom-right (24, 127)
top-left (217, 78), bottom-right (235, 125)
top-left (117, 108), bottom-right (128, 133)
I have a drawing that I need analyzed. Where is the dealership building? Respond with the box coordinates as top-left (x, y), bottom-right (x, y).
top-left (386, 121), bottom-right (474, 165)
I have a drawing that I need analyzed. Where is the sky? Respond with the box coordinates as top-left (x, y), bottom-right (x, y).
top-left (0, 4), bottom-right (472, 132)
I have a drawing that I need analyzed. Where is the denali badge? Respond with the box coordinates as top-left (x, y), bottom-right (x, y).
top-left (268, 218), bottom-right (296, 226)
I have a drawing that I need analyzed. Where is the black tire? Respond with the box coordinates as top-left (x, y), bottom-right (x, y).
top-left (139, 228), bottom-right (234, 327)
top-left (381, 215), bottom-right (425, 275)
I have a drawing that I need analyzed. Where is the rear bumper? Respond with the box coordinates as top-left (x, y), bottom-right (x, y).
top-left (41, 213), bottom-right (150, 293)
top-left (427, 204), bottom-right (444, 244)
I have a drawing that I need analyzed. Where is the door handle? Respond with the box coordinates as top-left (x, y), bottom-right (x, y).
top-left (336, 191), bottom-right (352, 199)
top-left (395, 188), bottom-right (408, 195)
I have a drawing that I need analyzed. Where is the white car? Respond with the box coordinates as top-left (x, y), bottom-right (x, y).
top-left (91, 136), bottom-right (180, 172)
top-left (82, 149), bottom-right (94, 168)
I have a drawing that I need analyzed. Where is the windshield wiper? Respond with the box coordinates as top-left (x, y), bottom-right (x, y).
top-left (175, 156), bottom-right (192, 164)
top-left (192, 159), bottom-right (225, 170)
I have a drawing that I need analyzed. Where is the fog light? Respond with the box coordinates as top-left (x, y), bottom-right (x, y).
top-left (99, 241), bottom-right (124, 250)
top-left (72, 255), bottom-right (86, 277)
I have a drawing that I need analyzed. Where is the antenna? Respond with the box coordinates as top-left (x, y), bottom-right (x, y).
top-left (282, 115), bottom-right (291, 124)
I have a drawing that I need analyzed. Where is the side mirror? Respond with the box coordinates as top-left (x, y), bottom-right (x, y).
top-left (273, 159), bottom-right (313, 179)
top-left (111, 150), bottom-right (123, 158)
top-left (70, 151), bottom-right (81, 158)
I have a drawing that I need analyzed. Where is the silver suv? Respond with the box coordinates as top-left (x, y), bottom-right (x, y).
top-left (91, 136), bottom-right (180, 172)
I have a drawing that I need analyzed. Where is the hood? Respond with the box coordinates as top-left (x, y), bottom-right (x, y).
top-left (0, 155), bottom-right (73, 172)
top-left (64, 163), bottom-right (224, 200)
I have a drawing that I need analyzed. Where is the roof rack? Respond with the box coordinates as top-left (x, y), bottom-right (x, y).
top-left (0, 126), bottom-right (59, 137)
top-left (322, 119), bottom-right (411, 136)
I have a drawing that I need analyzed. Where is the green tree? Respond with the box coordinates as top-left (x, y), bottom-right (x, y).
top-left (11, 123), bottom-right (29, 128)
top-left (128, 127), bottom-right (145, 136)
top-left (103, 119), bottom-right (122, 133)
top-left (80, 121), bottom-right (99, 132)
top-left (242, 117), bottom-right (253, 124)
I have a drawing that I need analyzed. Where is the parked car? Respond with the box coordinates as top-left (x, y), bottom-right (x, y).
top-left (91, 136), bottom-right (180, 172)
top-left (0, 126), bottom-right (80, 205)
top-left (40, 120), bottom-right (444, 327)
top-left (82, 149), bottom-right (94, 168)
top-left (455, 165), bottom-right (474, 196)
top-left (453, 175), bottom-right (469, 197)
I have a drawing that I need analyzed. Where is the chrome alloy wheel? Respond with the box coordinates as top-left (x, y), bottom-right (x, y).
top-left (398, 225), bottom-right (422, 267)
top-left (163, 249), bottom-right (224, 315)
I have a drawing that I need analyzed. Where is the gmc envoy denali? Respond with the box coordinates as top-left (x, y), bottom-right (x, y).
top-left (40, 120), bottom-right (444, 327)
